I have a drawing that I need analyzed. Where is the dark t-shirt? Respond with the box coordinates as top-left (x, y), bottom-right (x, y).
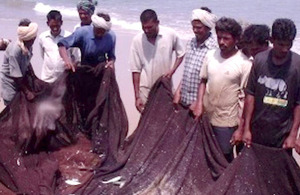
top-left (246, 49), bottom-right (300, 147)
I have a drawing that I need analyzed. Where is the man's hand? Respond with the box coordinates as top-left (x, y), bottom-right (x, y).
top-left (282, 135), bottom-right (296, 149)
top-left (295, 138), bottom-right (300, 154)
top-left (173, 89), bottom-right (181, 105)
top-left (105, 60), bottom-right (115, 69)
top-left (92, 62), bottom-right (106, 75)
top-left (65, 61), bottom-right (76, 72)
top-left (190, 101), bottom-right (203, 119)
top-left (173, 92), bottom-right (181, 112)
top-left (59, 46), bottom-right (75, 72)
top-left (242, 128), bottom-right (252, 148)
top-left (164, 69), bottom-right (175, 78)
top-left (135, 97), bottom-right (145, 113)
top-left (0, 38), bottom-right (10, 50)
top-left (230, 128), bottom-right (243, 146)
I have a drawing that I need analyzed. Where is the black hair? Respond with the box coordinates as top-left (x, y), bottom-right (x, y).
top-left (272, 18), bottom-right (297, 41)
top-left (97, 12), bottom-right (111, 22)
top-left (200, 7), bottom-right (212, 13)
top-left (215, 17), bottom-right (242, 39)
top-left (47, 10), bottom-right (62, 22)
top-left (18, 18), bottom-right (31, 27)
top-left (243, 24), bottom-right (270, 45)
top-left (140, 9), bottom-right (158, 23)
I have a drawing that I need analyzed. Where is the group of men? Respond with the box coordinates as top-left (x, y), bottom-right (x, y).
top-left (130, 8), bottom-right (300, 162)
top-left (0, 0), bottom-right (114, 102)
top-left (0, 0), bottom-right (299, 163)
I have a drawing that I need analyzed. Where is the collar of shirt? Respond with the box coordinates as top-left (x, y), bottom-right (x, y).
top-left (145, 27), bottom-right (163, 41)
top-left (191, 33), bottom-right (215, 50)
top-left (90, 26), bottom-right (108, 40)
top-left (157, 27), bottom-right (164, 37)
top-left (45, 30), bottom-right (65, 39)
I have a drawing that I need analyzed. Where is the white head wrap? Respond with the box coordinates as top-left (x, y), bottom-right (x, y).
top-left (17, 22), bottom-right (38, 41)
top-left (91, 15), bottom-right (112, 31)
top-left (17, 22), bottom-right (38, 55)
top-left (191, 9), bottom-right (217, 29)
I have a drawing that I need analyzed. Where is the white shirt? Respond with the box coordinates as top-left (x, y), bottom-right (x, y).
top-left (129, 26), bottom-right (185, 101)
top-left (200, 49), bottom-right (252, 127)
top-left (39, 29), bottom-right (71, 83)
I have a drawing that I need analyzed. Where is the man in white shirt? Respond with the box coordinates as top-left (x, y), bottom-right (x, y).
top-left (192, 17), bottom-right (252, 162)
top-left (39, 10), bottom-right (72, 82)
top-left (130, 9), bottom-right (185, 112)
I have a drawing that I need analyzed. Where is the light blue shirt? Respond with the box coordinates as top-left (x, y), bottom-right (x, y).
top-left (58, 25), bottom-right (116, 66)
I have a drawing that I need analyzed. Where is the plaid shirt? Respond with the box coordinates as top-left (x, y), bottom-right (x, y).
top-left (180, 33), bottom-right (218, 105)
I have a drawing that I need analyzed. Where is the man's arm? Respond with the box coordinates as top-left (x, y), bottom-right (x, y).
top-left (38, 35), bottom-right (44, 60)
top-left (230, 104), bottom-right (245, 145)
top-left (173, 80), bottom-right (182, 104)
top-left (242, 94), bottom-right (255, 147)
top-left (231, 60), bottom-right (252, 145)
top-left (284, 105), bottom-right (300, 149)
top-left (105, 59), bottom-right (115, 69)
top-left (164, 30), bottom-right (185, 78)
top-left (105, 37), bottom-right (116, 69)
top-left (58, 29), bottom-right (83, 72)
top-left (164, 55), bottom-right (184, 78)
top-left (59, 46), bottom-right (75, 72)
top-left (132, 72), bottom-right (144, 113)
top-left (190, 79), bottom-right (206, 119)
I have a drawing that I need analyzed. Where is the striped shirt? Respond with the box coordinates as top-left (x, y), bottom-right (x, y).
top-left (181, 33), bottom-right (218, 105)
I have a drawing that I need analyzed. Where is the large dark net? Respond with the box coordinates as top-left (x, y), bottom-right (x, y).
top-left (0, 67), bottom-right (299, 195)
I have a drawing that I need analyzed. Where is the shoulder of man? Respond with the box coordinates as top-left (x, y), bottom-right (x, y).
top-left (39, 30), bottom-right (51, 39)
top-left (206, 34), bottom-right (218, 49)
top-left (132, 31), bottom-right (144, 42)
top-left (160, 26), bottom-right (178, 36)
top-left (73, 23), bottom-right (81, 32)
top-left (74, 25), bottom-right (92, 34)
top-left (291, 50), bottom-right (300, 63)
top-left (205, 48), bottom-right (218, 60)
top-left (62, 30), bottom-right (72, 37)
top-left (108, 30), bottom-right (116, 37)
top-left (6, 42), bottom-right (22, 57)
top-left (256, 49), bottom-right (270, 59)
top-left (253, 49), bottom-right (270, 66)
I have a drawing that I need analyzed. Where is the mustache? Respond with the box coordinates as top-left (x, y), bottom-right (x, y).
top-left (219, 44), bottom-right (227, 48)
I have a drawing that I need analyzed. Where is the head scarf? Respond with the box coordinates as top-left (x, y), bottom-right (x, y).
top-left (77, 0), bottom-right (96, 15)
top-left (191, 9), bottom-right (217, 29)
top-left (17, 22), bottom-right (38, 55)
top-left (91, 15), bottom-right (112, 31)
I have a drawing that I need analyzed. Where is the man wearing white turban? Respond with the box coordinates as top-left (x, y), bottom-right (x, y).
top-left (58, 13), bottom-right (115, 71)
top-left (1, 18), bottom-right (38, 105)
top-left (173, 7), bottom-right (218, 107)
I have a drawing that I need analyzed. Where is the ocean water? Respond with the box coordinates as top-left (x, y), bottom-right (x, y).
top-left (1, 0), bottom-right (300, 50)
top-left (1, 0), bottom-right (300, 39)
